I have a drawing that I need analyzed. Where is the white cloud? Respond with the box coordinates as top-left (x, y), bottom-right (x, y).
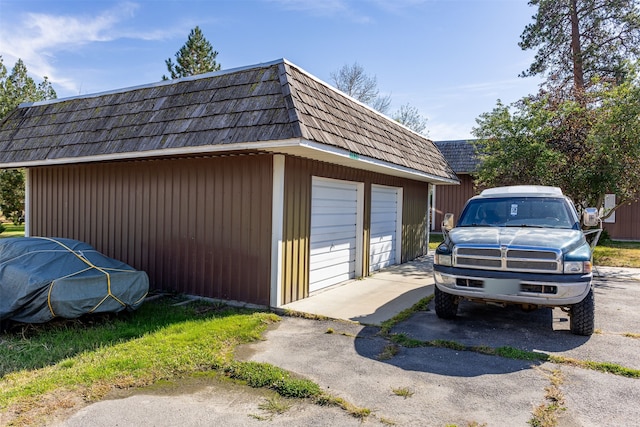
top-left (0, 2), bottom-right (172, 93)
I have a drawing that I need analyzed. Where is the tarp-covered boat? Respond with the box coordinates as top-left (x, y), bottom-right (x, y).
top-left (0, 237), bottom-right (149, 323)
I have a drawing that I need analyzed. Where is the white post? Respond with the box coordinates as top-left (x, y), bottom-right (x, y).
top-left (270, 155), bottom-right (285, 307)
top-left (24, 168), bottom-right (31, 237)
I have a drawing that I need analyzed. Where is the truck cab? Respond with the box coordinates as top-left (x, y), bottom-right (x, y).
top-left (433, 185), bottom-right (601, 335)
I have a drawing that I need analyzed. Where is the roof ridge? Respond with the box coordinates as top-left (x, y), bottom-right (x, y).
top-left (19, 58), bottom-right (289, 109)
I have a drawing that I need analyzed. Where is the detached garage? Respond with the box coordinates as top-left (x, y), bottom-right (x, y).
top-left (0, 59), bottom-right (458, 308)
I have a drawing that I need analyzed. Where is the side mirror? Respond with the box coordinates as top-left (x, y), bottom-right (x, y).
top-left (442, 213), bottom-right (455, 231)
top-left (582, 208), bottom-right (600, 227)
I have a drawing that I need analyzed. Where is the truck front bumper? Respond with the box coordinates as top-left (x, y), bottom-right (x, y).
top-left (433, 265), bottom-right (592, 306)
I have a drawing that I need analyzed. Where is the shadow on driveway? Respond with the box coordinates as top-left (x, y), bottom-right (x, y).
top-left (353, 286), bottom-right (590, 377)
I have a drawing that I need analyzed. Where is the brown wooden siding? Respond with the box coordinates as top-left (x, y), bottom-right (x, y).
top-left (402, 181), bottom-right (430, 260)
top-left (28, 154), bottom-right (274, 305)
top-left (27, 153), bottom-right (437, 307)
top-left (434, 174), bottom-right (477, 231)
top-left (603, 200), bottom-right (640, 241)
top-left (281, 157), bottom-right (431, 304)
top-left (281, 158), bottom-right (311, 305)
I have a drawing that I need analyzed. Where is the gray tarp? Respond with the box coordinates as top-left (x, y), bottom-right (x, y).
top-left (0, 237), bottom-right (149, 323)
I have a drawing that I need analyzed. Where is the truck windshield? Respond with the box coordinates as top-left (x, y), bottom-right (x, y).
top-left (457, 197), bottom-right (579, 229)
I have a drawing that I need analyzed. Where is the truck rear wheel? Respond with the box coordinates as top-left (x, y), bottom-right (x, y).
top-left (570, 288), bottom-right (594, 336)
top-left (435, 286), bottom-right (458, 319)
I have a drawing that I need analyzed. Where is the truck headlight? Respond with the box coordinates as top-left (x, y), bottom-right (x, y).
top-left (564, 261), bottom-right (592, 274)
top-left (435, 253), bottom-right (452, 266)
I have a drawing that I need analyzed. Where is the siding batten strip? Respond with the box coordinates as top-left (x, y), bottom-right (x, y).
top-left (25, 169), bottom-right (31, 237)
top-left (271, 154), bottom-right (285, 307)
top-left (396, 187), bottom-right (404, 265)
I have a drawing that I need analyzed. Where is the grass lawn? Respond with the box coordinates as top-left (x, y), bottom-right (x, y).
top-left (593, 240), bottom-right (640, 268)
top-left (0, 299), bottom-right (292, 426)
top-left (0, 223), bottom-right (25, 238)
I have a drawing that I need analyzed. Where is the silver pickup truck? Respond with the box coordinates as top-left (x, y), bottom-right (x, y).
top-left (433, 185), bottom-right (601, 335)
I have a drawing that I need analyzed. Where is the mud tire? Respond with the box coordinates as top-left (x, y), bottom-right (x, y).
top-left (570, 287), bottom-right (595, 336)
top-left (435, 286), bottom-right (459, 319)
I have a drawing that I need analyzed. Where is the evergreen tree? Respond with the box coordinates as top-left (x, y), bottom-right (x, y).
top-left (519, 0), bottom-right (640, 94)
top-left (0, 56), bottom-right (56, 226)
top-left (0, 57), bottom-right (56, 119)
top-left (163, 26), bottom-right (221, 80)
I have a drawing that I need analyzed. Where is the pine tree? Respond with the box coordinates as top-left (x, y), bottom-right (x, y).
top-left (0, 56), bottom-right (56, 226)
top-left (519, 0), bottom-right (640, 94)
top-left (163, 26), bottom-right (221, 80)
top-left (0, 57), bottom-right (56, 119)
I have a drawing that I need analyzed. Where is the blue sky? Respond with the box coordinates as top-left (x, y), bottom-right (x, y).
top-left (0, 0), bottom-right (543, 140)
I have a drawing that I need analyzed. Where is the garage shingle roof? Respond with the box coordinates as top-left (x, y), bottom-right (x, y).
top-left (0, 59), bottom-right (457, 182)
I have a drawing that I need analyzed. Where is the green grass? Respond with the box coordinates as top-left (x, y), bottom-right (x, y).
top-left (379, 296), bottom-right (432, 336)
top-left (224, 361), bottom-right (321, 398)
top-left (429, 232), bottom-right (444, 251)
top-left (391, 386), bottom-right (414, 399)
top-left (0, 299), bottom-right (248, 376)
top-left (593, 240), bottom-right (640, 268)
top-left (549, 355), bottom-right (640, 378)
top-left (481, 346), bottom-right (549, 362)
top-left (0, 223), bottom-right (25, 238)
top-left (0, 299), bottom-right (280, 425)
top-left (257, 395), bottom-right (292, 415)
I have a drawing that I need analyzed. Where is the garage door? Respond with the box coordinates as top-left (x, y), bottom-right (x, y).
top-left (370, 185), bottom-right (402, 272)
top-left (310, 177), bottom-right (363, 292)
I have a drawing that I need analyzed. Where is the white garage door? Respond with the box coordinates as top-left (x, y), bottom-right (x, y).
top-left (310, 177), bottom-right (362, 292)
top-left (370, 185), bottom-right (402, 273)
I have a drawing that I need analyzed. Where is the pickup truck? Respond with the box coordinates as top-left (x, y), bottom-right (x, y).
top-left (433, 185), bottom-right (601, 335)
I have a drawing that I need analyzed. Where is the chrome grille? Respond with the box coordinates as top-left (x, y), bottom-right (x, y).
top-left (456, 247), bottom-right (501, 258)
top-left (453, 245), bottom-right (562, 273)
top-left (507, 260), bottom-right (559, 270)
top-left (456, 258), bottom-right (502, 268)
top-left (507, 250), bottom-right (557, 260)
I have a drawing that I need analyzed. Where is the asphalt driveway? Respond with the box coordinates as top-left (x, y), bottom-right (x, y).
top-left (58, 266), bottom-right (640, 427)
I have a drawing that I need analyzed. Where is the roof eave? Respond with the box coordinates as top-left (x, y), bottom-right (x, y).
top-left (0, 138), bottom-right (459, 184)
top-left (263, 140), bottom-right (459, 184)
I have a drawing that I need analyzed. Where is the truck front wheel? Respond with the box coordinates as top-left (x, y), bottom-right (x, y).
top-left (435, 286), bottom-right (459, 319)
top-left (570, 287), bottom-right (595, 336)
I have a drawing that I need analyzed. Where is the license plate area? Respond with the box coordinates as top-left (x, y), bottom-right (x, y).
top-left (483, 278), bottom-right (521, 295)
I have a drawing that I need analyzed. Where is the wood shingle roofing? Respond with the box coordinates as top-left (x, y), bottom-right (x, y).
top-left (434, 139), bottom-right (480, 174)
top-left (0, 59), bottom-right (457, 183)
